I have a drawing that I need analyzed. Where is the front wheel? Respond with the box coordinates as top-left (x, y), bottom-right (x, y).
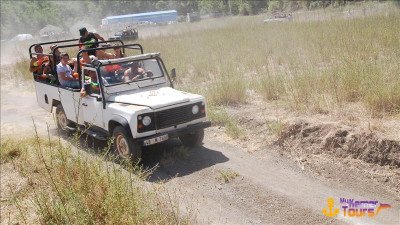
top-left (113, 126), bottom-right (142, 162)
top-left (55, 104), bottom-right (74, 133)
top-left (179, 129), bottom-right (205, 147)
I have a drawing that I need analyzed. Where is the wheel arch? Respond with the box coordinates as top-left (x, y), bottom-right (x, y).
top-left (51, 99), bottom-right (61, 113)
top-left (108, 116), bottom-right (132, 137)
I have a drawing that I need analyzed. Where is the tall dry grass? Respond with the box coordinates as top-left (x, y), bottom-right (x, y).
top-left (0, 131), bottom-right (191, 224)
top-left (4, 3), bottom-right (399, 130)
top-left (140, 5), bottom-right (400, 116)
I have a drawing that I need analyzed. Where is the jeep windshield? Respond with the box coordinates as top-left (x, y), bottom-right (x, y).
top-left (98, 54), bottom-right (169, 92)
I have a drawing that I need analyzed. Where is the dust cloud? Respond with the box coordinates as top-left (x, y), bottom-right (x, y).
top-left (0, 1), bottom-right (231, 70)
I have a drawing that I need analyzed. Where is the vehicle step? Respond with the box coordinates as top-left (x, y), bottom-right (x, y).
top-left (66, 126), bottom-right (76, 131)
top-left (85, 129), bottom-right (108, 141)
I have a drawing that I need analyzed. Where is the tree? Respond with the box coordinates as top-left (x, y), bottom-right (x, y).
top-left (155, 1), bottom-right (169, 10)
top-left (268, 0), bottom-right (284, 12)
top-left (198, 0), bottom-right (226, 15)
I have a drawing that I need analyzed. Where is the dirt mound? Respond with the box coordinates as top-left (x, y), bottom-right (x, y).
top-left (276, 121), bottom-right (400, 168)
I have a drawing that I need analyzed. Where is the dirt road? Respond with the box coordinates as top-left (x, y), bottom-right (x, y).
top-left (1, 85), bottom-right (399, 225)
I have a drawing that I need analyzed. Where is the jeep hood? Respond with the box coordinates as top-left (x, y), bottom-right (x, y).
top-left (107, 87), bottom-right (194, 109)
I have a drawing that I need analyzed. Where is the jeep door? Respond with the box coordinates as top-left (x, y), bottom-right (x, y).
top-left (59, 87), bottom-right (84, 124)
top-left (80, 68), bottom-right (104, 128)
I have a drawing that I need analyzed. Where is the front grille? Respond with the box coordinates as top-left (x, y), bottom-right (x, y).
top-left (156, 103), bottom-right (205, 129)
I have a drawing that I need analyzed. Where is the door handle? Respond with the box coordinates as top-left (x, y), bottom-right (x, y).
top-left (82, 103), bottom-right (88, 106)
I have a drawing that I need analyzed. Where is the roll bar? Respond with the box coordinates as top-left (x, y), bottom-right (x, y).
top-left (29, 38), bottom-right (79, 58)
top-left (76, 43), bottom-right (144, 74)
top-left (76, 43), bottom-right (142, 110)
top-left (51, 39), bottom-right (127, 75)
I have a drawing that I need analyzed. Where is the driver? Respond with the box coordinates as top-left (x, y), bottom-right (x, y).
top-left (123, 61), bottom-right (152, 81)
top-left (80, 70), bottom-right (100, 97)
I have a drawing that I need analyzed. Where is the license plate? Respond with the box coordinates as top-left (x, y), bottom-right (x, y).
top-left (143, 134), bottom-right (169, 146)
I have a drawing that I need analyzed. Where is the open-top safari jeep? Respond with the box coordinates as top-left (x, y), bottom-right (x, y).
top-left (108, 28), bottom-right (139, 41)
top-left (29, 39), bottom-right (210, 161)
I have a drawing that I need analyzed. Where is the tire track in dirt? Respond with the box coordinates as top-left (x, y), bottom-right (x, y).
top-left (148, 137), bottom-right (399, 224)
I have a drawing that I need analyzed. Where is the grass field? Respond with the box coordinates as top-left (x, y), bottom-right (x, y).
top-left (3, 3), bottom-right (399, 129)
top-left (0, 132), bottom-right (190, 224)
top-left (138, 6), bottom-right (400, 117)
top-left (1, 3), bottom-right (399, 224)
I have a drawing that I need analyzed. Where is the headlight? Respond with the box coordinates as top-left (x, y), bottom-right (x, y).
top-left (192, 105), bottom-right (199, 114)
top-left (142, 116), bottom-right (152, 126)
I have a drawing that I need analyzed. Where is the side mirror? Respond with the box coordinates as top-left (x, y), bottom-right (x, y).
top-left (171, 68), bottom-right (176, 81)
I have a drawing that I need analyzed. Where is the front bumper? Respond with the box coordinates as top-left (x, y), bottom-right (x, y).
top-left (135, 121), bottom-right (211, 146)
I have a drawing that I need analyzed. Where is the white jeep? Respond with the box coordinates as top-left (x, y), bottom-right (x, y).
top-left (30, 41), bottom-right (210, 160)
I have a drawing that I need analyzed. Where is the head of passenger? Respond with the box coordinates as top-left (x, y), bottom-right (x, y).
top-left (113, 46), bottom-right (121, 53)
top-left (34, 45), bottom-right (43, 53)
top-left (60, 52), bottom-right (70, 65)
top-left (79, 27), bottom-right (88, 38)
top-left (88, 70), bottom-right (97, 82)
top-left (113, 46), bottom-right (123, 57)
top-left (131, 61), bottom-right (140, 70)
top-left (50, 44), bottom-right (60, 55)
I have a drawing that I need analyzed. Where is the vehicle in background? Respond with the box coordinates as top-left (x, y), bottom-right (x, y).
top-left (264, 13), bottom-right (293, 22)
top-left (109, 28), bottom-right (139, 41)
top-left (39, 25), bottom-right (63, 41)
top-left (11, 34), bottom-right (33, 41)
top-left (101, 10), bottom-right (178, 28)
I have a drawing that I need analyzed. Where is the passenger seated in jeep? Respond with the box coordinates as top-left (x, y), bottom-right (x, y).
top-left (124, 61), bottom-right (153, 82)
top-left (112, 45), bottom-right (125, 59)
top-left (50, 44), bottom-right (61, 65)
top-left (42, 44), bottom-right (61, 76)
top-left (56, 52), bottom-right (80, 89)
top-left (99, 45), bottom-right (125, 80)
top-left (30, 44), bottom-right (49, 75)
top-left (98, 44), bottom-right (125, 61)
top-left (79, 51), bottom-right (99, 73)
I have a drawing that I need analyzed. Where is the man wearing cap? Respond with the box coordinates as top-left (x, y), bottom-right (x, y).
top-left (78, 27), bottom-right (105, 56)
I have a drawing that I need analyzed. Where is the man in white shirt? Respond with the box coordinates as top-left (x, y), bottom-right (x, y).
top-left (56, 52), bottom-right (79, 88)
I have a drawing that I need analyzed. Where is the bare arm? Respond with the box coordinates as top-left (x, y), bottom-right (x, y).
top-left (130, 68), bottom-right (146, 81)
top-left (137, 68), bottom-right (145, 74)
top-left (58, 71), bottom-right (76, 81)
top-left (42, 63), bottom-right (52, 75)
top-left (124, 68), bottom-right (131, 82)
top-left (72, 60), bottom-right (78, 74)
top-left (94, 33), bottom-right (105, 42)
top-left (95, 50), bottom-right (113, 60)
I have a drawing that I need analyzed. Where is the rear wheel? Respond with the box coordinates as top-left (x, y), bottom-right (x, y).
top-left (113, 126), bottom-right (142, 162)
top-left (179, 129), bottom-right (205, 147)
top-left (55, 104), bottom-right (74, 133)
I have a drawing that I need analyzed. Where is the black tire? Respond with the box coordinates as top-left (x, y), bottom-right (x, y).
top-left (179, 129), bottom-right (205, 147)
top-left (112, 126), bottom-right (142, 162)
top-left (55, 104), bottom-right (74, 133)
